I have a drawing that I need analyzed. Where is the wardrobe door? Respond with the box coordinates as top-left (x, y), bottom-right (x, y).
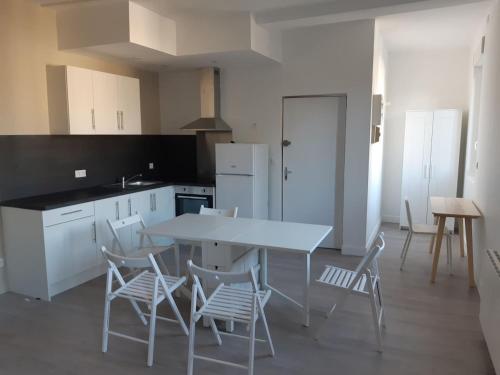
top-left (400, 111), bottom-right (433, 227)
top-left (427, 110), bottom-right (462, 224)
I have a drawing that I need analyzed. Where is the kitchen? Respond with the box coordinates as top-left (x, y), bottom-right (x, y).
top-left (1, 0), bottom-right (499, 374)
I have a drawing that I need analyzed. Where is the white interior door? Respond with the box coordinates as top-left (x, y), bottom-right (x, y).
top-left (428, 110), bottom-right (462, 225)
top-left (400, 111), bottom-right (433, 227)
top-left (282, 96), bottom-right (345, 249)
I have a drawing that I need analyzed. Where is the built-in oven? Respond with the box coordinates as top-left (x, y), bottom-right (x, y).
top-left (175, 185), bottom-right (215, 216)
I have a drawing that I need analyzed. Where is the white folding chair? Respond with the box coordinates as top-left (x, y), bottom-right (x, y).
top-left (315, 233), bottom-right (386, 351)
top-left (107, 214), bottom-right (170, 275)
top-left (101, 246), bottom-right (189, 367)
top-left (186, 260), bottom-right (274, 375)
top-left (186, 205), bottom-right (238, 262)
top-left (400, 199), bottom-right (453, 273)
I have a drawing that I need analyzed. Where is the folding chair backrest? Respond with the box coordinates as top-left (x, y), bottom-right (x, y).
top-left (350, 233), bottom-right (385, 288)
top-left (107, 214), bottom-right (152, 254)
top-left (199, 205), bottom-right (238, 218)
top-left (404, 199), bottom-right (414, 232)
top-left (187, 260), bottom-right (257, 291)
top-left (101, 246), bottom-right (151, 269)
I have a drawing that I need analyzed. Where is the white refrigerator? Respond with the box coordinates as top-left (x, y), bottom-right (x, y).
top-left (215, 143), bottom-right (269, 219)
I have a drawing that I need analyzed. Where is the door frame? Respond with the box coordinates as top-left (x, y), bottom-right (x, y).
top-left (281, 94), bottom-right (347, 249)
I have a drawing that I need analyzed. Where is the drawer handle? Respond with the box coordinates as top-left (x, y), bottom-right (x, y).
top-left (61, 209), bottom-right (83, 216)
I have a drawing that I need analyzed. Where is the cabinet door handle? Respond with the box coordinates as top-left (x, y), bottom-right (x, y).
top-left (91, 108), bottom-right (95, 130)
top-left (150, 193), bottom-right (153, 212)
top-left (120, 111), bottom-right (124, 130)
top-left (423, 164), bottom-right (427, 179)
top-left (429, 164), bottom-right (433, 179)
top-left (128, 198), bottom-right (132, 216)
top-left (115, 201), bottom-right (119, 220)
top-left (92, 222), bottom-right (97, 243)
top-left (117, 111), bottom-right (120, 130)
top-left (154, 193), bottom-right (157, 211)
top-left (61, 209), bottom-right (83, 216)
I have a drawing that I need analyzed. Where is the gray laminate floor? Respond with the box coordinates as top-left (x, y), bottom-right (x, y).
top-left (0, 224), bottom-right (494, 374)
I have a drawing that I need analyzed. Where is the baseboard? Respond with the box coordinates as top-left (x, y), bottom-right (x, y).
top-left (382, 214), bottom-right (399, 224)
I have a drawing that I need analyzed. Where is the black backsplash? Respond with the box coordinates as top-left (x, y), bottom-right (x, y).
top-left (0, 135), bottom-right (197, 202)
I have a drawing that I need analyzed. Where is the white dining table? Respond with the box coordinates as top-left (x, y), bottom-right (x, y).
top-left (140, 213), bottom-right (332, 327)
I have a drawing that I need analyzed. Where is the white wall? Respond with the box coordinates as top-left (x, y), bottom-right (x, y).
top-left (382, 49), bottom-right (470, 223)
top-left (366, 24), bottom-right (388, 245)
top-left (466, 2), bottom-right (500, 370)
top-left (161, 19), bottom-right (376, 255)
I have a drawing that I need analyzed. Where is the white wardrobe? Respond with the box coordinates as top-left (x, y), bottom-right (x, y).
top-left (400, 110), bottom-right (462, 227)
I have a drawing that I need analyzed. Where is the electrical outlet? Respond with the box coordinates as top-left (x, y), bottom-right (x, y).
top-left (149, 162), bottom-right (154, 170)
top-left (75, 169), bottom-right (87, 178)
top-left (0, 258), bottom-right (4, 268)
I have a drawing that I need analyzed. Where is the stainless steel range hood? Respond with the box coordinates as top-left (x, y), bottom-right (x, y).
top-left (181, 67), bottom-right (232, 131)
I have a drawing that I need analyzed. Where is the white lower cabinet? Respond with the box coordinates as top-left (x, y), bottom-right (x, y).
top-left (1, 186), bottom-right (175, 301)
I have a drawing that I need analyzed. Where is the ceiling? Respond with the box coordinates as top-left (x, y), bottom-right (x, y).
top-left (378, 1), bottom-right (492, 51)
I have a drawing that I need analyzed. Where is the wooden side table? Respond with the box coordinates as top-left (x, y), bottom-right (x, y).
top-left (430, 197), bottom-right (481, 287)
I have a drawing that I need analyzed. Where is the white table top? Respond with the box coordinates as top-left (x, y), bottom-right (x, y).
top-left (140, 214), bottom-right (332, 254)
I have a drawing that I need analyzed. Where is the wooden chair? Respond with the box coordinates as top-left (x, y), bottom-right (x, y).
top-left (315, 233), bottom-right (386, 351)
top-left (186, 260), bottom-right (274, 375)
top-left (400, 199), bottom-right (452, 273)
top-left (107, 214), bottom-right (170, 274)
top-left (101, 246), bottom-right (189, 367)
top-left (186, 205), bottom-right (238, 262)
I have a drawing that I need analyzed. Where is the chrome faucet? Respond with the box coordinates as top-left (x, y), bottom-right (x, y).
top-left (122, 173), bottom-right (142, 188)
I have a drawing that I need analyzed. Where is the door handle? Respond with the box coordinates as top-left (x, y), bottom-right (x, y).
top-left (282, 139), bottom-right (291, 147)
top-left (284, 167), bottom-right (293, 181)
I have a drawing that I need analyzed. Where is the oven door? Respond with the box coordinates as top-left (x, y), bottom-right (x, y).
top-left (175, 194), bottom-right (214, 216)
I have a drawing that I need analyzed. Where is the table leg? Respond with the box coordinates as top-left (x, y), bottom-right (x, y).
top-left (174, 242), bottom-right (181, 277)
top-left (429, 216), bottom-right (438, 253)
top-left (431, 216), bottom-right (446, 283)
top-left (458, 218), bottom-right (465, 258)
top-left (259, 248), bottom-right (269, 289)
top-left (303, 253), bottom-right (311, 327)
top-left (465, 218), bottom-right (476, 287)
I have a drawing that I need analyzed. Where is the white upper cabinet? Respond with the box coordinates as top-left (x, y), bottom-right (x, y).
top-left (65, 66), bottom-right (95, 134)
top-left (117, 76), bottom-right (142, 134)
top-left (93, 71), bottom-right (120, 135)
top-left (48, 66), bottom-right (142, 135)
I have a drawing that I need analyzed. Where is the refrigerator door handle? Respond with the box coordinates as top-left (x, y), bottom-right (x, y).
top-left (216, 173), bottom-right (254, 177)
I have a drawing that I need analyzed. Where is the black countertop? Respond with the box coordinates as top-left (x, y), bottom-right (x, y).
top-left (0, 181), bottom-right (215, 211)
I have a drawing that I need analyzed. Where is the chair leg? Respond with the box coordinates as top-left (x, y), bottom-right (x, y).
top-left (257, 300), bottom-right (275, 357)
top-left (400, 233), bottom-right (412, 270)
top-left (376, 281), bottom-right (386, 328)
top-left (165, 291), bottom-right (189, 335)
top-left (187, 286), bottom-right (197, 375)
top-left (400, 231), bottom-right (411, 259)
top-left (248, 296), bottom-right (257, 375)
top-left (102, 269), bottom-right (113, 353)
top-left (102, 295), bottom-right (111, 353)
top-left (368, 287), bottom-right (383, 352)
top-left (447, 235), bottom-right (452, 275)
top-left (147, 283), bottom-right (159, 367)
top-left (429, 235), bottom-right (435, 254)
